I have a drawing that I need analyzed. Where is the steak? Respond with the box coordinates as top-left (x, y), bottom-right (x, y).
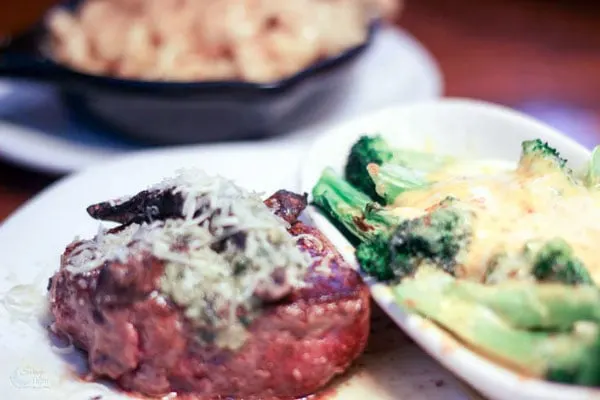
top-left (49, 187), bottom-right (370, 399)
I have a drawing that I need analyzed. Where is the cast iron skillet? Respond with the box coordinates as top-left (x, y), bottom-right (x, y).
top-left (0, 1), bottom-right (378, 145)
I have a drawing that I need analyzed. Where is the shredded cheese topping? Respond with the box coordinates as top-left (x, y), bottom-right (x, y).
top-left (63, 169), bottom-right (313, 349)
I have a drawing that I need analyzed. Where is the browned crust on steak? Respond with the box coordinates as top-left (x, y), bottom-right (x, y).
top-left (263, 190), bottom-right (308, 225)
top-left (49, 190), bottom-right (370, 399)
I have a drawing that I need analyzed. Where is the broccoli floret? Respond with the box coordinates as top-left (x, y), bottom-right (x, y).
top-left (344, 135), bottom-right (453, 202)
top-left (532, 238), bottom-right (594, 285)
top-left (357, 197), bottom-right (473, 282)
top-left (518, 139), bottom-right (570, 175)
top-left (311, 167), bottom-right (402, 244)
top-left (355, 232), bottom-right (394, 280)
top-left (485, 238), bottom-right (593, 286)
top-left (345, 135), bottom-right (393, 200)
top-left (394, 267), bottom-right (600, 386)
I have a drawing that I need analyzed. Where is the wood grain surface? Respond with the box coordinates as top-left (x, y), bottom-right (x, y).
top-left (2, 0), bottom-right (600, 221)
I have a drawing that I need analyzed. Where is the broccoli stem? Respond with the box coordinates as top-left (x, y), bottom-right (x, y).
top-left (367, 163), bottom-right (430, 204)
top-left (394, 267), bottom-right (599, 380)
top-left (363, 144), bottom-right (507, 205)
top-left (311, 167), bottom-right (373, 242)
top-left (344, 135), bottom-right (454, 201)
top-left (311, 167), bottom-right (401, 243)
top-left (448, 278), bottom-right (600, 331)
top-left (408, 267), bottom-right (600, 331)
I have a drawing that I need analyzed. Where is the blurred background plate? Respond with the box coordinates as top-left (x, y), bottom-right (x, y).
top-left (0, 26), bottom-right (442, 175)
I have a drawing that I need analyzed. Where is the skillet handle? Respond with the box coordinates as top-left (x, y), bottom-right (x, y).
top-left (0, 27), bottom-right (62, 81)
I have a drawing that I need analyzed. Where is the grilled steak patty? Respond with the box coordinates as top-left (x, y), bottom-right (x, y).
top-left (49, 187), bottom-right (370, 399)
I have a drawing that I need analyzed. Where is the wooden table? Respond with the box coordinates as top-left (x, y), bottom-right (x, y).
top-left (2, 0), bottom-right (600, 221)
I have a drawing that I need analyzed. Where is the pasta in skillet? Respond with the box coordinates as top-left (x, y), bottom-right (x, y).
top-left (47, 0), bottom-right (402, 82)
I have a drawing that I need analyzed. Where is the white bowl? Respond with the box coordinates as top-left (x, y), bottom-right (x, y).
top-left (300, 98), bottom-right (600, 400)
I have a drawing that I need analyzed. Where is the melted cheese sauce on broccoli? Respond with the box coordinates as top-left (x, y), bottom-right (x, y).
top-left (391, 162), bottom-right (600, 283)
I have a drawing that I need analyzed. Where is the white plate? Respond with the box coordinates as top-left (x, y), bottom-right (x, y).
top-left (0, 141), bottom-right (477, 400)
top-left (299, 98), bottom-right (600, 400)
top-left (0, 27), bottom-right (442, 175)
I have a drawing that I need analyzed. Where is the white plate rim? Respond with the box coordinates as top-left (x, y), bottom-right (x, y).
top-left (299, 97), bottom-right (600, 400)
